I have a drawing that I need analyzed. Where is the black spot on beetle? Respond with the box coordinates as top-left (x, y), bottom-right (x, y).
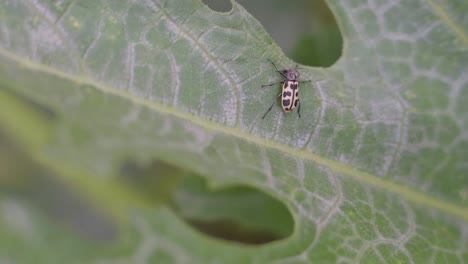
top-left (282, 99), bottom-right (290, 107)
top-left (290, 83), bottom-right (298, 90)
top-left (294, 100), bottom-right (298, 107)
top-left (283, 91), bottom-right (291, 97)
top-left (295, 91), bottom-right (299, 97)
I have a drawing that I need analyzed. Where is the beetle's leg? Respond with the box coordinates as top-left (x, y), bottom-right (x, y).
top-left (268, 59), bottom-right (287, 79)
top-left (262, 93), bottom-right (282, 119)
top-left (261, 81), bottom-right (284, 88)
top-left (297, 100), bottom-right (301, 118)
top-left (300, 79), bottom-right (312, 83)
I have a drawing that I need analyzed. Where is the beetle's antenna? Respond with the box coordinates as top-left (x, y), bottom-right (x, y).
top-left (261, 81), bottom-right (284, 88)
top-left (268, 59), bottom-right (287, 78)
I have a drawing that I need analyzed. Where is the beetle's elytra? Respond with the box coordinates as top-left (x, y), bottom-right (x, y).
top-left (261, 59), bottom-right (311, 119)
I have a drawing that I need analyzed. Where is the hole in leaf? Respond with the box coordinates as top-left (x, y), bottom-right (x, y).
top-left (119, 160), bottom-right (185, 205)
top-left (171, 175), bottom-right (294, 245)
top-left (203, 0), bottom-right (342, 67)
top-left (119, 160), bottom-right (293, 244)
top-left (202, 0), bottom-right (233, 13)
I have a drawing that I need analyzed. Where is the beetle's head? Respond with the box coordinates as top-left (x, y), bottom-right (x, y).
top-left (286, 69), bottom-right (299, 80)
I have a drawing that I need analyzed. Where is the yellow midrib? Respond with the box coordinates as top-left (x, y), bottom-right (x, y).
top-left (425, 0), bottom-right (468, 46)
top-left (1, 48), bottom-right (467, 221)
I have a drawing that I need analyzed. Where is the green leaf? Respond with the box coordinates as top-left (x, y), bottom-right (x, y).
top-left (0, 0), bottom-right (467, 263)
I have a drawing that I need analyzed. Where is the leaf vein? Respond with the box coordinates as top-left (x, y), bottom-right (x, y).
top-left (25, 0), bottom-right (89, 75)
top-left (425, 0), bottom-right (468, 46)
top-left (148, 0), bottom-right (241, 126)
top-left (0, 48), bottom-right (466, 222)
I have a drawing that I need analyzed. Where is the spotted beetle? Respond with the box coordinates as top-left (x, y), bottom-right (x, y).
top-left (262, 59), bottom-right (311, 119)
